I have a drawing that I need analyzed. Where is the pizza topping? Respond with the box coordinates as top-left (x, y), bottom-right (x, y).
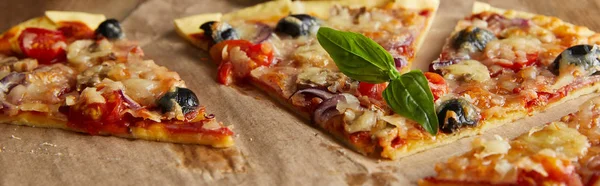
top-left (67, 39), bottom-right (113, 70)
top-left (357, 82), bottom-right (386, 100)
top-left (235, 23), bottom-right (273, 44)
top-left (156, 87), bottom-right (199, 115)
top-left (296, 67), bottom-right (348, 91)
top-left (200, 21), bottom-right (239, 44)
top-left (473, 135), bottom-right (511, 158)
top-left (0, 73), bottom-right (25, 93)
top-left (64, 90), bottom-right (130, 135)
top-left (290, 87), bottom-right (335, 102)
top-left (17, 64), bottom-right (76, 105)
top-left (345, 109), bottom-right (379, 133)
top-left (275, 14), bottom-right (320, 37)
top-left (95, 19), bottom-right (124, 40)
top-left (437, 98), bottom-right (480, 134)
top-left (10, 58), bottom-right (38, 72)
top-left (551, 44), bottom-right (600, 77)
top-left (58, 21), bottom-right (96, 42)
top-left (116, 89), bottom-right (141, 110)
top-left (452, 26), bottom-right (496, 54)
top-left (80, 87), bottom-right (106, 104)
top-left (76, 62), bottom-right (112, 91)
top-left (424, 72), bottom-right (448, 101)
top-left (314, 93), bottom-right (346, 126)
top-left (18, 28), bottom-right (67, 64)
top-left (440, 60), bottom-right (491, 83)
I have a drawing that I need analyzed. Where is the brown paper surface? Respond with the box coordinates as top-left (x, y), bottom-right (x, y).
top-left (3, 0), bottom-right (600, 185)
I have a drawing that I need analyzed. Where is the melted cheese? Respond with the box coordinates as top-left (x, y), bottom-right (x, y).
top-left (442, 60), bottom-right (491, 83)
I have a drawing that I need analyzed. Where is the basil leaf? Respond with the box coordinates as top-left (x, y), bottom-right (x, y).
top-left (383, 70), bottom-right (438, 135)
top-left (317, 27), bottom-right (400, 83)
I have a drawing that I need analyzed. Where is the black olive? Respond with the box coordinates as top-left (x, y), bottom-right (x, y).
top-left (437, 98), bottom-right (479, 134)
top-left (95, 19), bottom-right (124, 39)
top-left (550, 44), bottom-right (600, 76)
top-left (157, 87), bottom-right (199, 115)
top-left (452, 26), bottom-right (496, 53)
top-left (275, 14), bottom-right (319, 37)
top-left (200, 21), bottom-right (239, 43)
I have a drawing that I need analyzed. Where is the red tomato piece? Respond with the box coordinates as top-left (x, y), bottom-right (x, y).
top-left (358, 82), bottom-right (387, 100)
top-left (18, 28), bottom-right (67, 64)
top-left (217, 61), bottom-right (234, 85)
top-left (424, 72), bottom-right (448, 101)
top-left (497, 53), bottom-right (539, 71)
top-left (63, 91), bottom-right (129, 135)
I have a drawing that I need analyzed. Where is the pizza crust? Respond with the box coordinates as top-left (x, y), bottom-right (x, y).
top-left (290, 0), bottom-right (439, 19)
top-left (471, 2), bottom-right (596, 37)
top-left (472, 1), bottom-right (535, 18)
top-left (45, 11), bottom-right (106, 29)
top-left (0, 111), bottom-right (234, 148)
top-left (0, 112), bottom-right (71, 131)
top-left (222, 0), bottom-right (293, 22)
top-left (173, 13), bottom-right (223, 50)
top-left (384, 81), bottom-right (600, 159)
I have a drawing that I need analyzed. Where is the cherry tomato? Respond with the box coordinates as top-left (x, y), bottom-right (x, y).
top-left (424, 72), bottom-right (448, 101)
top-left (358, 82), bottom-right (387, 100)
top-left (18, 28), bottom-right (67, 64)
top-left (217, 61), bottom-right (234, 85)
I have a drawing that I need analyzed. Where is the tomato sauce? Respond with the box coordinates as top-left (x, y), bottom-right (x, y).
top-left (61, 91), bottom-right (232, 137)
top-left (57, 21), bottom-right (95, 42)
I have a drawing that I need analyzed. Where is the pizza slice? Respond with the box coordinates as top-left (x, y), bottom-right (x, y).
top-left (174, 0), bottom-right (440, 159)
top-left (419, 96), bottom-right (600, 185)
top-left (0, 11), bottom-right (233, 147)
top-left (415, 1), bottom-right (600, 160)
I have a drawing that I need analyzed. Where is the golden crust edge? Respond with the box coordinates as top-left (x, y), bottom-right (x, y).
top-left (471, 1), bottom-right (596, 37)
top-left (0, 112), bottom-right (234, 148)
top-left (412, 0), bottom-right (439, 57)
top-left (383, 81), bottom-right (600, 160)
top-left (173, 13), bottom-right (223, 51)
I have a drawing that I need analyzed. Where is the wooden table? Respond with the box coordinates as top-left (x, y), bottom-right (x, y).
top-left (2, 0), bottom-right (600, 185)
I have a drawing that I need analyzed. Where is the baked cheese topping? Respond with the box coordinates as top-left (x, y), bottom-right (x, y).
top-left (424, 96), bottom-right (600, 185)
top-left (435, 11), bottom-right (600, 120)
top-left (433, 122), bottom-right (588, 184)
top-left (175, 0), bottom-right (437, 158)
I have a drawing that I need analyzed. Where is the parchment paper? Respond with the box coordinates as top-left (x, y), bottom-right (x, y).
top-left (2, 0), bottom-right (600, 185)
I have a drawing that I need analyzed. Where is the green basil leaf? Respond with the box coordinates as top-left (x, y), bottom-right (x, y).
top-left (317, 27), bottom-right (400, 83)
top-left (383, 70), bottom-right (438, 135)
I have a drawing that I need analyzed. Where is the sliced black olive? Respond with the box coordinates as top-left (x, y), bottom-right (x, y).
top-left (452, 26), bottom-right (496, 53)
top-left (550, 44), bottom-right (600, 76)
top-left (95, 19), bottom-right (124, 39)
top-left (437, 98), bottom-right (479, 134)
top-left (157, 87), bottom-right (199, 115)
top-left (275, 14), bottom-right (319, 37)
top-left (200, 21), bottom-right (239, 43)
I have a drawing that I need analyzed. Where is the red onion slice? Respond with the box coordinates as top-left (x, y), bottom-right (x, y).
top-left (394, 57), bottom-right (407, 71)
top-left (313, 94), bottom-right (346, 127)
top-left (117, 89), bottom-right (142, 110)
top-left (289, 88), bottom-right (335, 101)
top-left (0, 73), bottom-right (25, 93)
top-left (251, 23), bottom-right (273, 44)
